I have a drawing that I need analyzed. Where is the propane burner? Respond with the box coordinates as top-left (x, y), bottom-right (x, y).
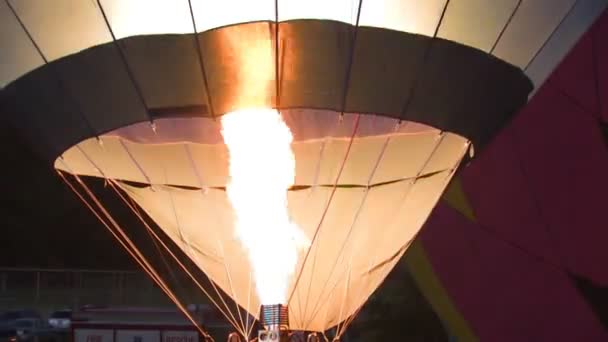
top-left (258, 304), bottom-right (289, 342)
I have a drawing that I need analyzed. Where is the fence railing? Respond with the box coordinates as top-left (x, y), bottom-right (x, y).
top-left (0, 267), bottom-right (173, 312)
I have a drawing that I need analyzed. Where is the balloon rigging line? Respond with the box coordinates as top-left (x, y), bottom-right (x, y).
top-left (185, 140), bottom-right (251, 335)
top-left (352, 145), bottom-right (457, 340)
top-left (310, 188), bottom-right (404, 333)
top-left (335, 242), bottom-right (404, 341)
top-left (161, 180), bottom-right (248, 337)
top-left (293, 121), bottom-right (336, 327)
top-left (74, 145), bottom-right (108, 180)
top-left (119, 138), bottom-right (154, 185)
top-left (187, 0), bottom-right (216, 120)
top-left (183, 143), bottom-right (247, 332)
top-left (125, 197), bottom-right (242, 332)
top-left (489, 0), bottom-right (523, 54)
top-left (245, 267), bottom-right (254, 339)
top-left (305, 131), bottom-right (447, 327)
top-left (215, 240), bottom-right (248, 337)
top-left (298, 113), bottom-right (339, 328)
top-left (59, 174), bottom-right (163, 300)
top-left (303, 135), bottom-right (390, 328)
top-left (291, 114), bottom-right (361, 328)
top-left (57, 170), bottom-right (213, 341)
top-left (96, 0), bottom-right (155, 127)
top-left (108, 180), bottom-right (245, 334)
top-left (338, 0), bottom-right (364, 118)
top-left (163, 168), bottom-right (244, 335)
top-left (460, 0), bottom-right (522, 144)
top-left (173, 146), bottom-right (251, 336)
top-left (119, 204), bottom-right (242, 339)
top-left (171, 226), bottom-right (246, 336)
top-left (335, 227), bottom-right (405, 339)
top-left (59, 171), bottom-right (183, 328)
top-left (4, 0), bottom-right (45, 62)
top-left (4, 0), bottom-right (99, 142)
top-left (308, 137), bottom-right (450, 335)
top-left (336, 262), bottom-right (375, 338)
top-left (179, 158), bottom-right (250, 337)
top-left (165, 176), bottom-right (187, 245)
top-left (184, 144), bottom-right (209, 194)
top-left (305, 180), bottom-right (367, 328)
top-left (320, 236), bottom-right (368, 334)
top-left (70, 143), bottom-right (244, 335)
top-left (318, 267), bottom-right (339, 335)
top-left (334, 259), bottom-right (353, 339)
top-left (295, 117), bottom-right (346, 328)
top-left (274, 0), bottom-right (281, 109)
top-left (524, 0), bottom-right (581, 71)
top-left (399, 0), bottom-right (451, 122)
top-left (131, 194), bottom-right (184, 296)
top-left (302, 121), bottom-right (398, 329)
top-left (343, 146), bottom-right (467, 338)
top-left (337, 234), bottom-right (393, 339)
top-left (438, 1), bottom-right (520, 152)
top-left (335, 142), bottom-right (467, 340)
top-left (310, 135), bottom-right (327, 192)
top-left (466, 0), bottom-right (584, 278)
top-left (295, 116), bottom-right (344, 327)
top-left (336, 248), bottom-right (382, 340)
top-left (289, 0), bottom-right (364, 320)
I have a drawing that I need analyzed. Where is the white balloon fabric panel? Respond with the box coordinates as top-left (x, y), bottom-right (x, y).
top-left (117, 165), bottom-right (461, 331)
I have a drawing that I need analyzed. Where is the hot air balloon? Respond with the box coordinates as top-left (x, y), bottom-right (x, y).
top-left (1, 0), bottom-right (601, 341)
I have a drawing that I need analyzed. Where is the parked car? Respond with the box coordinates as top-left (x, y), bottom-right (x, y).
top-left (1, 311), bottom-right (39, 340)
top-left (0, 310), bottom-right (42, 331)
top-left (47, 310), bottom-right (71, 330)
top-left (0, 311), bottom-right (41, 326)
top-left (13, 318), bottom-right (41, 341)
top-left (11, 318), bottom-right (57, 342)
top-left (0, 328), bottom-right (17, 342)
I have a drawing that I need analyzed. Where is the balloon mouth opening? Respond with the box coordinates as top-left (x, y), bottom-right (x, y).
top-left (53, 110), bottom-right (452, 186)
top-left (52, 109), bottom-right (472, 332)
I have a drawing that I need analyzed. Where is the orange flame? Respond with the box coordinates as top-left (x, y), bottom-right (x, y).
top-left (221, 108), bottom-right (309, 305)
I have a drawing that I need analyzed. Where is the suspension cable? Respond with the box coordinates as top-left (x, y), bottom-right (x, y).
top-left (108, 180), bottom-right (247, 335)
top-left (57, 170), bottom-right (213, 341)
